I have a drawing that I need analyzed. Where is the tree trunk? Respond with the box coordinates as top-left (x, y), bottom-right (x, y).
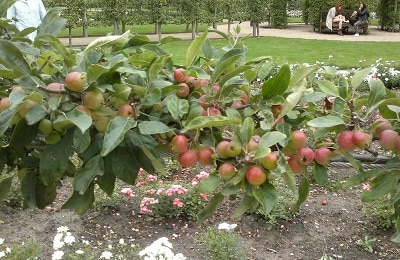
top-left (68, 27), bottom-right (72, 48)
top-left (252, 22), bottom-right (258, 37)
top-left (191, 21), bottom-right (196, 39)
top-left (122, 21), bottom-right (126, 33)
top-left (113, 19), bottom-right (119, 35)
top-left (393, 0), bottom-right (398, 32)
top-left (83, 8), bottom-right (88, 37)
top-left (228, 18), bottom-right (231, 32)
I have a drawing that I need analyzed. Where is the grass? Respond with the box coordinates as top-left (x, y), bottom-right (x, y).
top-left (59, 19), bottom-right (398, 69)
top-left (161, 37), bottom-right (400, 69)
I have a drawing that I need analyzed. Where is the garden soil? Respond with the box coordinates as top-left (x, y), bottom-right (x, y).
top-left (1, 164), bottom-right (400, 259)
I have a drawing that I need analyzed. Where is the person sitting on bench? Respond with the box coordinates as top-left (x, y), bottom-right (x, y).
top-left (353, 2), bottom-right (369, 36)
top-left (326, 2), bottom-right (345, 36)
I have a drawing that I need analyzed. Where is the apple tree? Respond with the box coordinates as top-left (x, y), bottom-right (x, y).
top-left (1, 6), bottom-right (400, 243)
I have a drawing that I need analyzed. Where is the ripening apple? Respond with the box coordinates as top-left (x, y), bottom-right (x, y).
top-left (47, 82), bottom-right (65, 97)
top-left (260, 152), bottom-right (279, 170)
top-left (44, 131), bottom-right (61, 144)
top-left (11, 86), bottom-right (25, 94)
top-left (231, 100), bottom-right (244, 109)
top-left (178, 150), bottom-right (197, 167)
top-left (287, 130), bottom-right (307, 150)
top-left (117, 104), bottom-right (134, 118)
top-left (197, 146), bottom-right (214, 165)
top-left (337, 130), bottom-right (357, 152)
top-left (216, 140), bottom-right (231, 159)
top-left (240, 92), bottom-right (249, 104)
top-left (210, 83), bottom-right (220, 97)
top-left (288, 156), bottom-right (305, 174)
top-left (314, 147), bottom-right (332, 165)
top-left (169, 135), bottom-right (189, 154)
top-left (94, 116), bottom-right (111, 133)
top-left (296, 147), bottom-right (315, 165)
top-left (83, 90), bottom-right (104, 110)
top-left (198, 95), bottom-right (210, 109)
top-left (173, 68), bottom-right (187, 83)
top-left (176, 82), bottom-right (190, 98)
top-left (225, 141), bottom-right (242, 158)
top-left (64, 71), bottom-right (87, 91)
top-left (246, 165), bottom-right (268, 186)
top-left (352, 130), bottom-right (372, 149)
top-left (18, 100), bottom-right (37, 117)
top-left (202, 107), bottom-right (221, 116)
top-left (379, 129), bottom-right (399, 151)
top-left (271, 104), bottom-right (283, 117)
top-left (218, 162), bottom-right (236, 180)
top-left (246, 138), bottom-right (259, 152)
top-left (0, 97), bottom-right (11, 112)
top-left (38, 118), bottom-right (53, 135)
top-left (282, 145), bottom-right (297, 157)
top-left (76, 105), bottom-right (92, 116)
top-left (372, 118), bottom-right (392, 138)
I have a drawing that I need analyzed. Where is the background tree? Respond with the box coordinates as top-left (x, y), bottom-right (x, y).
top-left (269, 0), bottom-right (288, 28)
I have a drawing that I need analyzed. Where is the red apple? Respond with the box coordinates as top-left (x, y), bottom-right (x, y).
top-left (225, 141), bottom-right (242, 158)
top-left (169, 135), bottom-right (189, 154)
top-left (0, 97), bottom-right (11, 112)
top-left (218, 162), bottom-right (236, 180)
top-left (287, 130), bottom-right (307, 150)
top-left (296, 147), bottom-right (315, 165)
top-left (216, 140), bottom-right (230, 159)
top-left (288, 156), bottom-right (305, 174)
top-left (352, 130), bottom-right (372, 149)
top-left (246, 165), bottom-right (267, 186)
top-left (379, 129), bottom-right (399, 151)
top-left (176, 82), bottom-right (190, 98)
top-left (117, 104), bottom-right (134, 118)
top-left (174, 68), bottom-right (187, 83)
top-left (372, 118), bottom-right (392, 138)
top-left (47, 82), bottom-right (65, 97)
top-left (337, 130), bottom-right (356, 152)
top-left (64, 71), bottom-right (87, 91)
top-left (178, 150), bottom-right (197, 167)
top-left (197, 146), bottom-right (214, 165)
top-left (314, 147), bottom-right (332, 165)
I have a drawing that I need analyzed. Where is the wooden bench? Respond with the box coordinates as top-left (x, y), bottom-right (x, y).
top-left (318, 9), bottom-right (368, 34)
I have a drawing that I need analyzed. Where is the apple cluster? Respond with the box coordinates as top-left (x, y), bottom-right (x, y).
top-left (372, 118), bottom-right (400, 153)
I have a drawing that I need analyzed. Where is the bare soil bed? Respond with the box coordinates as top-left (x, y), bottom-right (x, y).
top-left (1, 165), bottom-right (399, 260)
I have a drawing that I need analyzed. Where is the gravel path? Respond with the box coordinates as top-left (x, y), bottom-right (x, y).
top-left (59, 22), bottom-right (400, 47)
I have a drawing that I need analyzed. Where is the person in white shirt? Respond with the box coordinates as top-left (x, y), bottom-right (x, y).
top-left (7, 0), bottom-right (47, 41)
top-left (326, 2), bottom-right (345, 36)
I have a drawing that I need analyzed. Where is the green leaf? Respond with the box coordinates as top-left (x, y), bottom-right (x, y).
top-left (218, 65), bottom-right (253, 88)
top-left (0, 177), bottom-right (13, 201)
top-left (289, 65), bottom-right (318, 88)
top-left (101, 116), bottom-right (137, 157)
top-left (148, 54), bottom-right (171, 83)
top-left (314, 163), bottom-right (328, 185)
top-left (391, 218), bottom-right (400, 243)
top-left (138, 121), bottom-right (172, 135)
top-left (96, 165), bottom-right (116, 197)
top-left (84, 30), bottom-right (131, 54)
top-left (73, 155), bottom-right (104, 195)
top-left (21, 171), bottom-right (57, 209)
top-left (367, 79), bottom-right (388, 114)
top-left (259, 131), bottom-right (287, 149)
top-left (361, 170), bottom-right (400, 202)
top-left (316, 80), bottom-right (340, 96)
top-left (351, 67), bottom-right (372, 90)
top-left (198, 174), bottom-right (222, 193)
top-left (185, 30), bottom-right (208, 68)
top-left (105, 146), bottom-right (140, 185)
top-left (262, 64), bottom-right (290, 99)
top-left (232, 193), bottom-right (258, 218)
top-left (67, 109), bottom-right (92, 134)
top-left (165, 94), bottom-right (189, 122)
top-left (24, 105), bottom-right (47, 125)
top-left (239, 117), bottom-right (254, 146)
top-left (197, 192), bottom-right (224, 224)
top-left (37, 7), bottom-right (67, 37)
top-left (9, 119), bottom-right (38, 148)
top-left (0, 40), bottom-right (31, 78)
top-left (307, 116), bottom-right (345, 128)
top-left (62, 183), bottom-right (95, 215)
top-left (181, 116), bottom-right (241, 133)
top-left (39, 129), bottom-right (75, 185)
top-left (252, 183), bottom-right (278, 216)
top-left (211, 48), bottom-right (246, 83)
top-left (0, 109), bottom-right (15, 136)
top-left (73, 128), bottom-right (91, 154)
top-left (292, 175), bottom-right (310, 212)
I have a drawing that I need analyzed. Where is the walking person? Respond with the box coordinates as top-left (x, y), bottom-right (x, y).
top-left (7, 0), bottom-right (47, 41)
top-left (326, 2), bottom-right (345, 36)
top-left (353, 2), bottom-right (369, 36)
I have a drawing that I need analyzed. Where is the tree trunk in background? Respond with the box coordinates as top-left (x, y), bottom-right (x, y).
top-left (68, 27), bottom-right (72, 48)
top-left (83, 9), bottom-right (88, 37)
top-left (393, 0), bottom-right (398, 32)
top-left (191, 21), bottom-right (196, 39)
top-left (113, 19), bottom-right (119, 35)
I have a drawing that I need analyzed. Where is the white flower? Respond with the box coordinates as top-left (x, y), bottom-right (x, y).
top-left (0, 251), bottom-right (5, 258)
top-left (63, 233), bottom-right (76, 245)
top-left (57, 226), bottom-right (69, 233)
top-left (5, 247), bottom-right (10, 253)
top-left (82, 239), bottom-right (89, 245)
top-left (139, 237), bottom-right (186, 259)
top-left (0, 238), bottom-right (4, 245)
top-left (52, 250), bottom-right (64, 260)
top-left (75, 249), bottom-right (84, 254)
top-left (119, 239), bottom-right (125, 245)
top-left (218, 222), bottom-right (238, 231)
top-left (53, 233), bottom-right (65, 250)
top-left (100, 251), bottom-right (113, 259)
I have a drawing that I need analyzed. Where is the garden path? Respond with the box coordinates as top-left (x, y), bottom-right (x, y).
top-left (59, 22), bottom-right (400, 47)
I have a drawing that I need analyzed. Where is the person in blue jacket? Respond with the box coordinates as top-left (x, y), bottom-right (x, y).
top-left (7, 0), bottom-right (47, 41)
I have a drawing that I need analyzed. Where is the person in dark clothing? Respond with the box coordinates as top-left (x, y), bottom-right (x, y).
top-left (353, 2), bottom-right (369, 36)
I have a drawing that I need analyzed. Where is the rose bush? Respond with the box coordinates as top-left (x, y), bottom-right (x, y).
top-left (0, 6), bottom-right (399, 243)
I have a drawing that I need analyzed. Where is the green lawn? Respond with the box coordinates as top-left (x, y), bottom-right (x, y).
top-left (161, 37), bottom-right (400, 69)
